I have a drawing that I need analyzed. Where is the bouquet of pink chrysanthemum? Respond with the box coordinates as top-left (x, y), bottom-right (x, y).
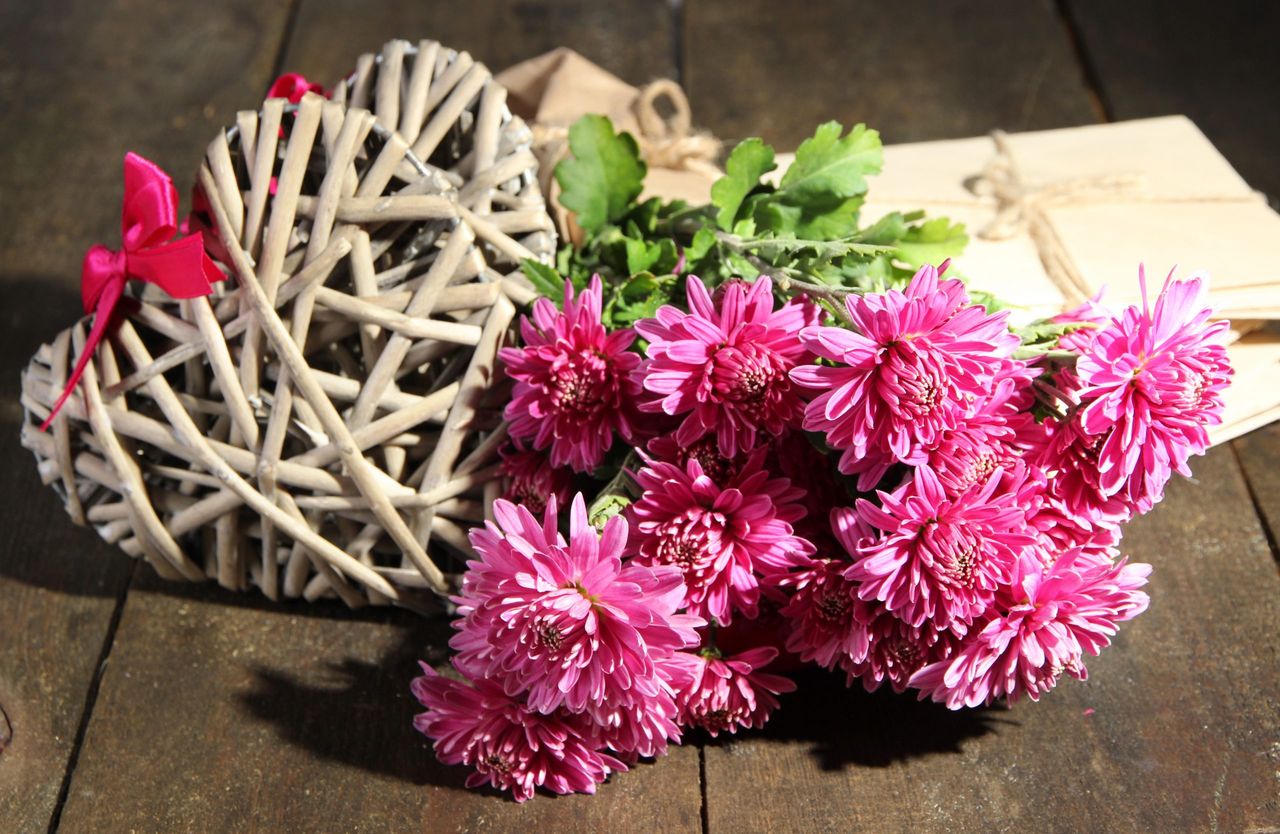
top-left (410, 117), bottom-right (1233, 801)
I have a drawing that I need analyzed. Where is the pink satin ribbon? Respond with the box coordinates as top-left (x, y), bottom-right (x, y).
top-left (41, 153), bottom-right (224, 430)
top-left (267, 72), bottom-right (328, 103)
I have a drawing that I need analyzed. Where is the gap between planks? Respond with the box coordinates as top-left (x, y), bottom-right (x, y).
top-left (45, 560), bottom-right (137, 834)
top-left (1228, 440), bottom-right (1280, 568)
top-left (1051, 0), bottom-right (1113, 123)
top-left (47, 14), bottom-right (306, 832)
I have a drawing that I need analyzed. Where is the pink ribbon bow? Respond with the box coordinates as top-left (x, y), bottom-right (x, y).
top-left (267, 72), bottom-right (328, 103)
top-left (41, 152), bottom-right (224, 430)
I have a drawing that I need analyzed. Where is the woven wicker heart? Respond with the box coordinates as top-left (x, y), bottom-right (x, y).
top-left (336, 38), bottom-right (555, 264)
top-left (21, 93), bottom-right (551, 610)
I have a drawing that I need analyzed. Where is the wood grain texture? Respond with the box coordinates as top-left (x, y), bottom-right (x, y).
top-left (281, 0), bottom-right (676, 88)
top-left (0, 2), bottom-right (292, 831)
top-left (683, 0), bottom-right (1098, 150)
top-left (0, 0), bottom-right (295, 281)
top-left (702, 447), bottom-right (1280, 833)
top-left (1063, 0), bottom-right (1280, 200)
top-left (0, 289), bottom-right (135, 834)
top-left (1232, 423), bottom-right (1280, 562)
top-left (55, 577), bottom-right (703, 834)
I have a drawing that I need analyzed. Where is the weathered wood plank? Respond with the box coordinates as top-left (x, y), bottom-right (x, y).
top-left (683, 0), bottom-right (1098, 150)
top-left (55, 580), bottom-right (704, 833)
top-left (1231, 422), bottom-right (1280, 562)
top-left (0, 292), bottom-right (136, 834)
top-left (1063, 0), bottom-right (1280, 199)
top-left (702, 446), bottom-right (1280, 833)
top-left (280, 0), bottom-right (676, 88)
top-left (0, 2), bottom-right (293, 830)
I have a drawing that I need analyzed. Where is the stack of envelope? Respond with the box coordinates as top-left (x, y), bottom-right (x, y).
top-left (791, 116), bottom-right (1280, 444)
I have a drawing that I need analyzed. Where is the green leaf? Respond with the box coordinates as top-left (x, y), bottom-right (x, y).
top-left (725, 250), bottom-right (761, 279)
top-left (520, 258), bottom-right (565, 302)
top-left (777, 122), bottom-right (882, 202)
top-left (608, 271), bottom-right (675, 327)
top-left (746, 123), bottom-right (881, 239)
top-left (895, 217), bottom-right (969, 268)
top-left (855, 211), bottom-right (909, 245)
top-left (710, 138), bottom-right (776, 231)
top-left (1011, 318), bottom-right (1094, 360)
top-left (554, 115), bottom-right (647, 233)
top-left (630, 197), bottom-right (664, 234)
top-left (588, 493), bottom-right (632, 529)
top-left (685, 226), bottom-right (717, 263)
top-left (792, 196), bottom-right (866, 239)
top-left (623, 238), bottom-right (657, 275)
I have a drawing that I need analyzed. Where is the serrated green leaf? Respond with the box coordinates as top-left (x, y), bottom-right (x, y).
top-left (855, 211), bottom-right (909, 245)
top-left (608, 271), bottom-right (675, 326)
top-left (711, 138), bottom-right (776, 231)
top-left (792, 195), bottom-right (865, 239)
top-left (686, 226), bottom-right (717, 263)
top-left (520, 258), bottom-right (565, 302)
top-left (1015, 319), bottom-right (1089, 346)
top-left (777, 122), bottom-right (882, 202)
top-left (624, 238), bottom-right (661, 275)
top-left (630, 197), bottom-right (663, 233)
top-left (725, 250), bottom-right (760, 279)
top-left (895, 217), bottom-right (969, 268)
top-left (554, 115), bottom-right (646, 233)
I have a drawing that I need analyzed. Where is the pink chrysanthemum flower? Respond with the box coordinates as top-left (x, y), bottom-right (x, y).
top-left (768, 431), bottom-right (848, 555)
top-left (452, 494), bottom-right (701, 715)
top-left (1027, 492), bottom-right (1124, 568)
top-left (500, 276), bottom-right (643, 472)
top-left (846, 467), bottom-right (1036, 632)
top-left (1052, 291), bottom-right (1111, 354)
top-left (1034, 417), bottom-right (1133, 524)
top-left (910, 549), bottom-right (1151, 709)
top-left (663, 647), bottom-right (796, 735)
top-left (791, 262), bottom-right (1020, 490)
top-left (1073, 268), bottom-right (1232, 515)
top-left (411, 664), bottom-right (625, 802)
top-left (923, 358), bottom-right (1038, 496)
top-left (628, 448), bottom-right (816, 624)
top-left (585, 688), bottom-right (683, 761)
top-left (646, 434), bottom-right (745, 485)
top-left (636, 276), bottom-right (820, 458)
top-left (846, 601), bottom-right (962, 693)
top-left (498, 441), bottom-right (573, 517)
top-left (925, 411), bottom-right (1020, 497)
top-left (779, 557), bottom-right (868, 674)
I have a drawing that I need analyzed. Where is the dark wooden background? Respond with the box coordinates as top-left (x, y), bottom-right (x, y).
top-left (1, 1), bottom-right (1278, 832)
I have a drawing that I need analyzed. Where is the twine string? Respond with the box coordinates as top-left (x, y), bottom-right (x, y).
top-left (964, 129), bottom-right (1146, 304)
top-left (531, 78), bottom-right (722, 177)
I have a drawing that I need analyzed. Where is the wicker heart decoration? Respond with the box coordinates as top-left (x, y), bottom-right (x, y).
top-left (335, 38), bottom-right (555, 264)
top-left (22, 60), bottom-right (554, 610)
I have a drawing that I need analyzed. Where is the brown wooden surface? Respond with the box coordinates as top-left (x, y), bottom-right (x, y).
top-left (0, 2), bottom-right (292, 831)
top-left (55, 575), bottom-right (702, 833)
top-left (1, 1), bottom-right (1278, 832)
top-left (683, 0), bottom-right (1099, 149)
top-left (1063, 0), bottom-right (1280, 201)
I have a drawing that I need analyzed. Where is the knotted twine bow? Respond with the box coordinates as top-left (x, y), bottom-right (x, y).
top-left (41, 153), bottom-right (224, 430)
top-left (531, 78), bottom-right (722, 179)
top-left (964, 129), bottom-right (1145, 306)
top-left (531, 78), bottom-right (722, 244)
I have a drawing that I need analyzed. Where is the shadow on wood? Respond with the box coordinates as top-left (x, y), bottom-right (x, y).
top-left (703, 668), bottom-right (1008, 771)
top-left (235, 617), bottom-right (481, 791)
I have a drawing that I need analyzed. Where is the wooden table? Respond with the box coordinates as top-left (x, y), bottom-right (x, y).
top-left (2, 2), bottom-right (1277, 831)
